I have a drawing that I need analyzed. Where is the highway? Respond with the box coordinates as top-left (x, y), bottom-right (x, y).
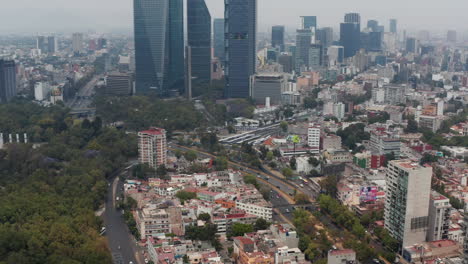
top-left (103, 163), bottom-right (145, 264)
top-left (66, 75), bottom-right (102, 111)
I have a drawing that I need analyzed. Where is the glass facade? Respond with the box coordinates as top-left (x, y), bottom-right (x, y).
top-left (300, 16), bottom-right (317, 30)
top-left (187, 0), bottom-right (212, 83)
top-left (213, 18), bottom-right (225, 62)
top-left (134, 0), bottom-right (184, 95)
top-left (0, 60), bottom-right (17, 103)
top-left (340, 22), bottom-right (360, 58)
top-left (271, 25), bottom-right (285, 50)
top-left (225, 0), bottom-right (257, 98)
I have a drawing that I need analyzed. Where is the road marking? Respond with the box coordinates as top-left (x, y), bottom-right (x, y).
top-left (112, 253), bottom-right (124, 264)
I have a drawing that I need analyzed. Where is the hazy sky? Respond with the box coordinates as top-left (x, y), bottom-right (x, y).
top-left (1, 0), bottom-right (467, 34)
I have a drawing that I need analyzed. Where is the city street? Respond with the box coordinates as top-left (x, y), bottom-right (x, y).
top-left (66, 74), bottom-right (102, 111)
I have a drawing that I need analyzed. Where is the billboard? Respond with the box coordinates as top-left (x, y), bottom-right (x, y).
top-left (360, 186), bottom-right (378, 203)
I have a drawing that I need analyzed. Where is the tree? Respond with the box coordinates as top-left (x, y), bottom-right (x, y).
top-left (184, 150), bottom-right (198, 162)
top-left (254, 218), bottom-right (271, 231)
top-left (308, 157), bottom-right (320, 167)
top-left (198, 213), bottom-right (211, 222)
top-left (244, 174), bottom-right (259, 189)
top-left (214, 156), bottom-right (228, 171)
top-left (175, 191), bottom-right (197, 203)
top-left (227, 125), bottom-right (236, 134)
top-left (280, 121), bottom-right (288, 132)
top-left (156, 165), bottom-right (168, 178)
top-left (289, 157), bottom-right (297, 170)
top-left (405, 117), bottom-right (419, 133)
top-left (266, 151), bottom-right (274, 161)
top-left (282, 167), bottom-right (293, 179)
top-left (175, 150), bottom-right (183, 159)
top-left (229, 223), bottom-right (254, 237)
top-left (294, 193), bottom-right (310, 204)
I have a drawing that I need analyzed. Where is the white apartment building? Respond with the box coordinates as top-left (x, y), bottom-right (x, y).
top-left (236, 199), bottom-right (273, 221)
top-left (135, 205), bottom-right (171, 240)
top-left (308, 123), bottom-right (321, 149)
top-left (384, 159), bottom-right (432, 248)
top-left (138, 127), bottom-right (167, 169)
top-left (427, 191), bottom-right (451, 242)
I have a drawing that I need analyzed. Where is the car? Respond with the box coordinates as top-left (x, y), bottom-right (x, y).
top-left (300, 184), bottom-right (304, 187)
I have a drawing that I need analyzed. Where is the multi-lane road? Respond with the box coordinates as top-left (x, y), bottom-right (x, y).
top-left (67, 75), bottom-right (102, 111)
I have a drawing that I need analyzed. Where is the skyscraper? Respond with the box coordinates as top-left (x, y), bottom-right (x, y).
top-left (0, 60), bottom-right (17, 103)
top-left (134, 0), bottom-right (184, 95)
top-left (300, 16), bottom-right (317, 30)
top-left (47, 36), bottom-right (57, 53)
top-left (384, 159), bottom-right (432, 248)
top-left (187, 0), bottom-right (212, 83)
top-left (309, 44), bottom-right (322, 69)
top-left (344, 13), bottom-right (361, 25)
top-left (224, 0), bottom-right (257, 98)
top-left (72, 33), bottom-right (84, 54)
top-left (340, 22), bottom-right (360, 58)
top-left (406, 37), bottom-right (417, 53)
top-left (389, 19), bottom-right (397, 34)
top-left (367, 20), bottom-right (379, 32)
top-left (36, 36), bottom-right (47, 53)
top-left (295, 28), bottom-right (313, 72)
top-left (213, 18), bottom-right (225, 61)
top-left (271, 25), bottom-right (285, 50)
top-left (316, 27), bottom-right (333, 48)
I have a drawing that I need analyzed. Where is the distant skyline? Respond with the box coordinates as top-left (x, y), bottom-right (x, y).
top-left (1, 0), bottom-right (467, 35)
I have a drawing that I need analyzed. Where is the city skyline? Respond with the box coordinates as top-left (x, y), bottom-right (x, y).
top-left (1, 0), bottom-right (468, 34)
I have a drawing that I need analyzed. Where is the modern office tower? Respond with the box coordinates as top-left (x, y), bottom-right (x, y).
top-left (36, 36), bottom-right (47, 53)
top-left (187, 0), bottom-right (212, 83)
top-left (47, 36), bottom-right (57, 53)
top-left (405, 37), bottom-right (418, 53)
top-left (389, 19), bottom-right (397, 34)
top-left (447, 30), bottom-right (457, 43)
top-left (0, 60), bottom-right (17, 103)
top-left (367, 20), bottom-right (379, 32)
top-left (367, 31), bottom-right (382, 52)
top-left (224, 0), bottom-right (257, 98)
top-left (295, 28), bottom-right (313, 72)
top-left (327, 46), bottom-right (344, 65)
top-left (384, 159), bottom-right (432, 248)
top-left (138, 127), bottom-right (167, 169)
top-left (105, 72), bottom-right (133, 95)
top-left (134, 0), bottom-right (184, 95)
top-left (278, 53), bottom-right (293, 73)
top-left (377, 25), bottom-right (385, 33)
top-left (308, 123), bottom-right (321, 149)
top-left (250, 73), bottom-right (287, 105)
top-left (272, 25), bottom-right (285, 50)
top-left (213, 18), bottom-right (225, 61)
top-left (97, 38), bottom-right (107, 50)
top-left (309, 44), bottom-right (322, 69)
top-left (72, 33), bottom-right (84, 54)
top-left (427, 191), bottom-right (451, 242)
top-left (340, 22), bottom-right (360, 58)
top-left (344, 13), bottom-right (361, 25)
top-left (300, 16), bottom-right (317, 30)
top-left (316, 27), bottom-right (333, 48)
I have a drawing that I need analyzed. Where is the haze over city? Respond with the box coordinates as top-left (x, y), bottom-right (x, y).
top-left (1, 0), bottom-right (468, 33)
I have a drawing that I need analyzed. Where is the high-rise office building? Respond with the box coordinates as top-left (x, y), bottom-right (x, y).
top-left (72, 33), bottom-right (84, 54)
top-left (361, 31), bottom-right (382, 52)
top-left (138, 127), bottom-right (167, 169)
top-left (367, 20), bottom-right (379, 32)
top-left (97, 38), bottom-right (107, 50)
top-left (344, 13), bottom-right (361, 25)
top-left (0, 60), bottom-right (17, 103)
top-left (327, 46), bottom-right (344, 66)
top-left (384, 159), bottom-right (432, 248)
top-left (271, 25), bottom-right (285, 50)
top-left (278, 53), bottom-right (293, 73)
top-left (316, 27), bottom-right (333, 48)
top-left (224, 0), bottom-right (257, 98)
top-left (47, 36), bottom-right (57, 53)
top-left (389, 19), bottom-right (397, 34)
top-left (309, 44), bottom-right (322, 69)
top-left (300, 16), bottom-right (317, 30)
top-left (134, 0), bottom-right (184, 95)
top-left (406, 37), bottom-right (418, 53)
top-left (213, 18), bottom-right (225, 61)
top-left (340, 22), bottom-right (360, 58)
top-left (295, 28), bottom-right (313, 72)
top-left (447, 30), bottom-right (457, 43)
top-left (36, 36), bottom-right (47, 53)
top-left (187, 0), bottom-right (212, 83)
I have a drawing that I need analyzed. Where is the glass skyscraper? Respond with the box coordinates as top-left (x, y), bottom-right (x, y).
top-left (300, 16), bottom-right (317, 30)
top-left (187, 0), bottom-right (212, 83)
top-left (213, 18), bottom-right (225, 62)
top-left (0, 60), bottom-right (17, 103)
top-left (271, 25), bottom-right (285, 50)
top-left (390, 19), bottom-right (397, 34)
top-left (340, 22), bottom-right (360, 58)
top-left (224, 0), bottom-right (257, 98)
top-left (134, 0), bottom-right (184, 95)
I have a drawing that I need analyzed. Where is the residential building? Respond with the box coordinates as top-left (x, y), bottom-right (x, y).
top-left (236, 199), bottom-right (272, 221)
top-left (321, 134), bottom-right (342, 150)
top-left (384, 85), bottom-right (406, 105)
top-left (271, 25), bottom-right (285, 50)
top-left (307, 123), bottom-right (321, 149)
top-left (212, 212), bottom-right (257, 234)
top-left (384, 160), bottom-right (432, 248)
top-left (134, 0), bottom-right (184, 95)
top-left (213, 18), bottom-right (225, 62)
top-left (250, 73), bottom-right (287, 105)
top-left (418, 115), bottom-right (443, 133)
top-left (427, 191), bottom-right (451, 242)
top-left (0, 60), bottom-right (17, 103)
top-left (135, 204), bottom-right (183, 240)
top-left (369, 131), bottom-right (401, 158)
top-left (72, 33), bottom-right (84, 54)
top-left (224, 0), bottom-right (257, 98)
top-left (327, 249), bottom-right (356, 264)
top-left (275, 247), bottom-right (306, 264)
top-left (138, 127), bottom-right (167, 169)
top-left (187, 0), bottom-right (212, 83)
top-left (105, 72), bottom-right (133, 95)
top-left (323, 149), bottom-right (352, 163)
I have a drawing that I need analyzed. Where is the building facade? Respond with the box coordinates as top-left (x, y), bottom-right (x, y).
top-left (224, 0), bottom-right (257, 98)
top-left (340, 22), bottom-right (360, 58)
top-left (105, 73), bottom-right (133, 95)
top-left (427, 191), bottom-right (451, 242)
top-left (213, 18), bottom-right (225, 62)
top-left (271, 25), bottom-right (285, 50)
top-left (384, 160), bottom-right (432, 248)
top-left (138, 127), bottom-right (167, 169)
top-left (0, 60), bottom-right (17, 103)
top-left (187, 0), bottom-right (212, 83)
top-left (300, 16), bottom-right (317, 30)
top-left (295, 28), bottom-right (313, 72)
top-left (134, 0), bottom-right (184, 95)
top-left (307, 123), bottom-right (321, 149)
top-left (250, 73), bottom-right (286, 105)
